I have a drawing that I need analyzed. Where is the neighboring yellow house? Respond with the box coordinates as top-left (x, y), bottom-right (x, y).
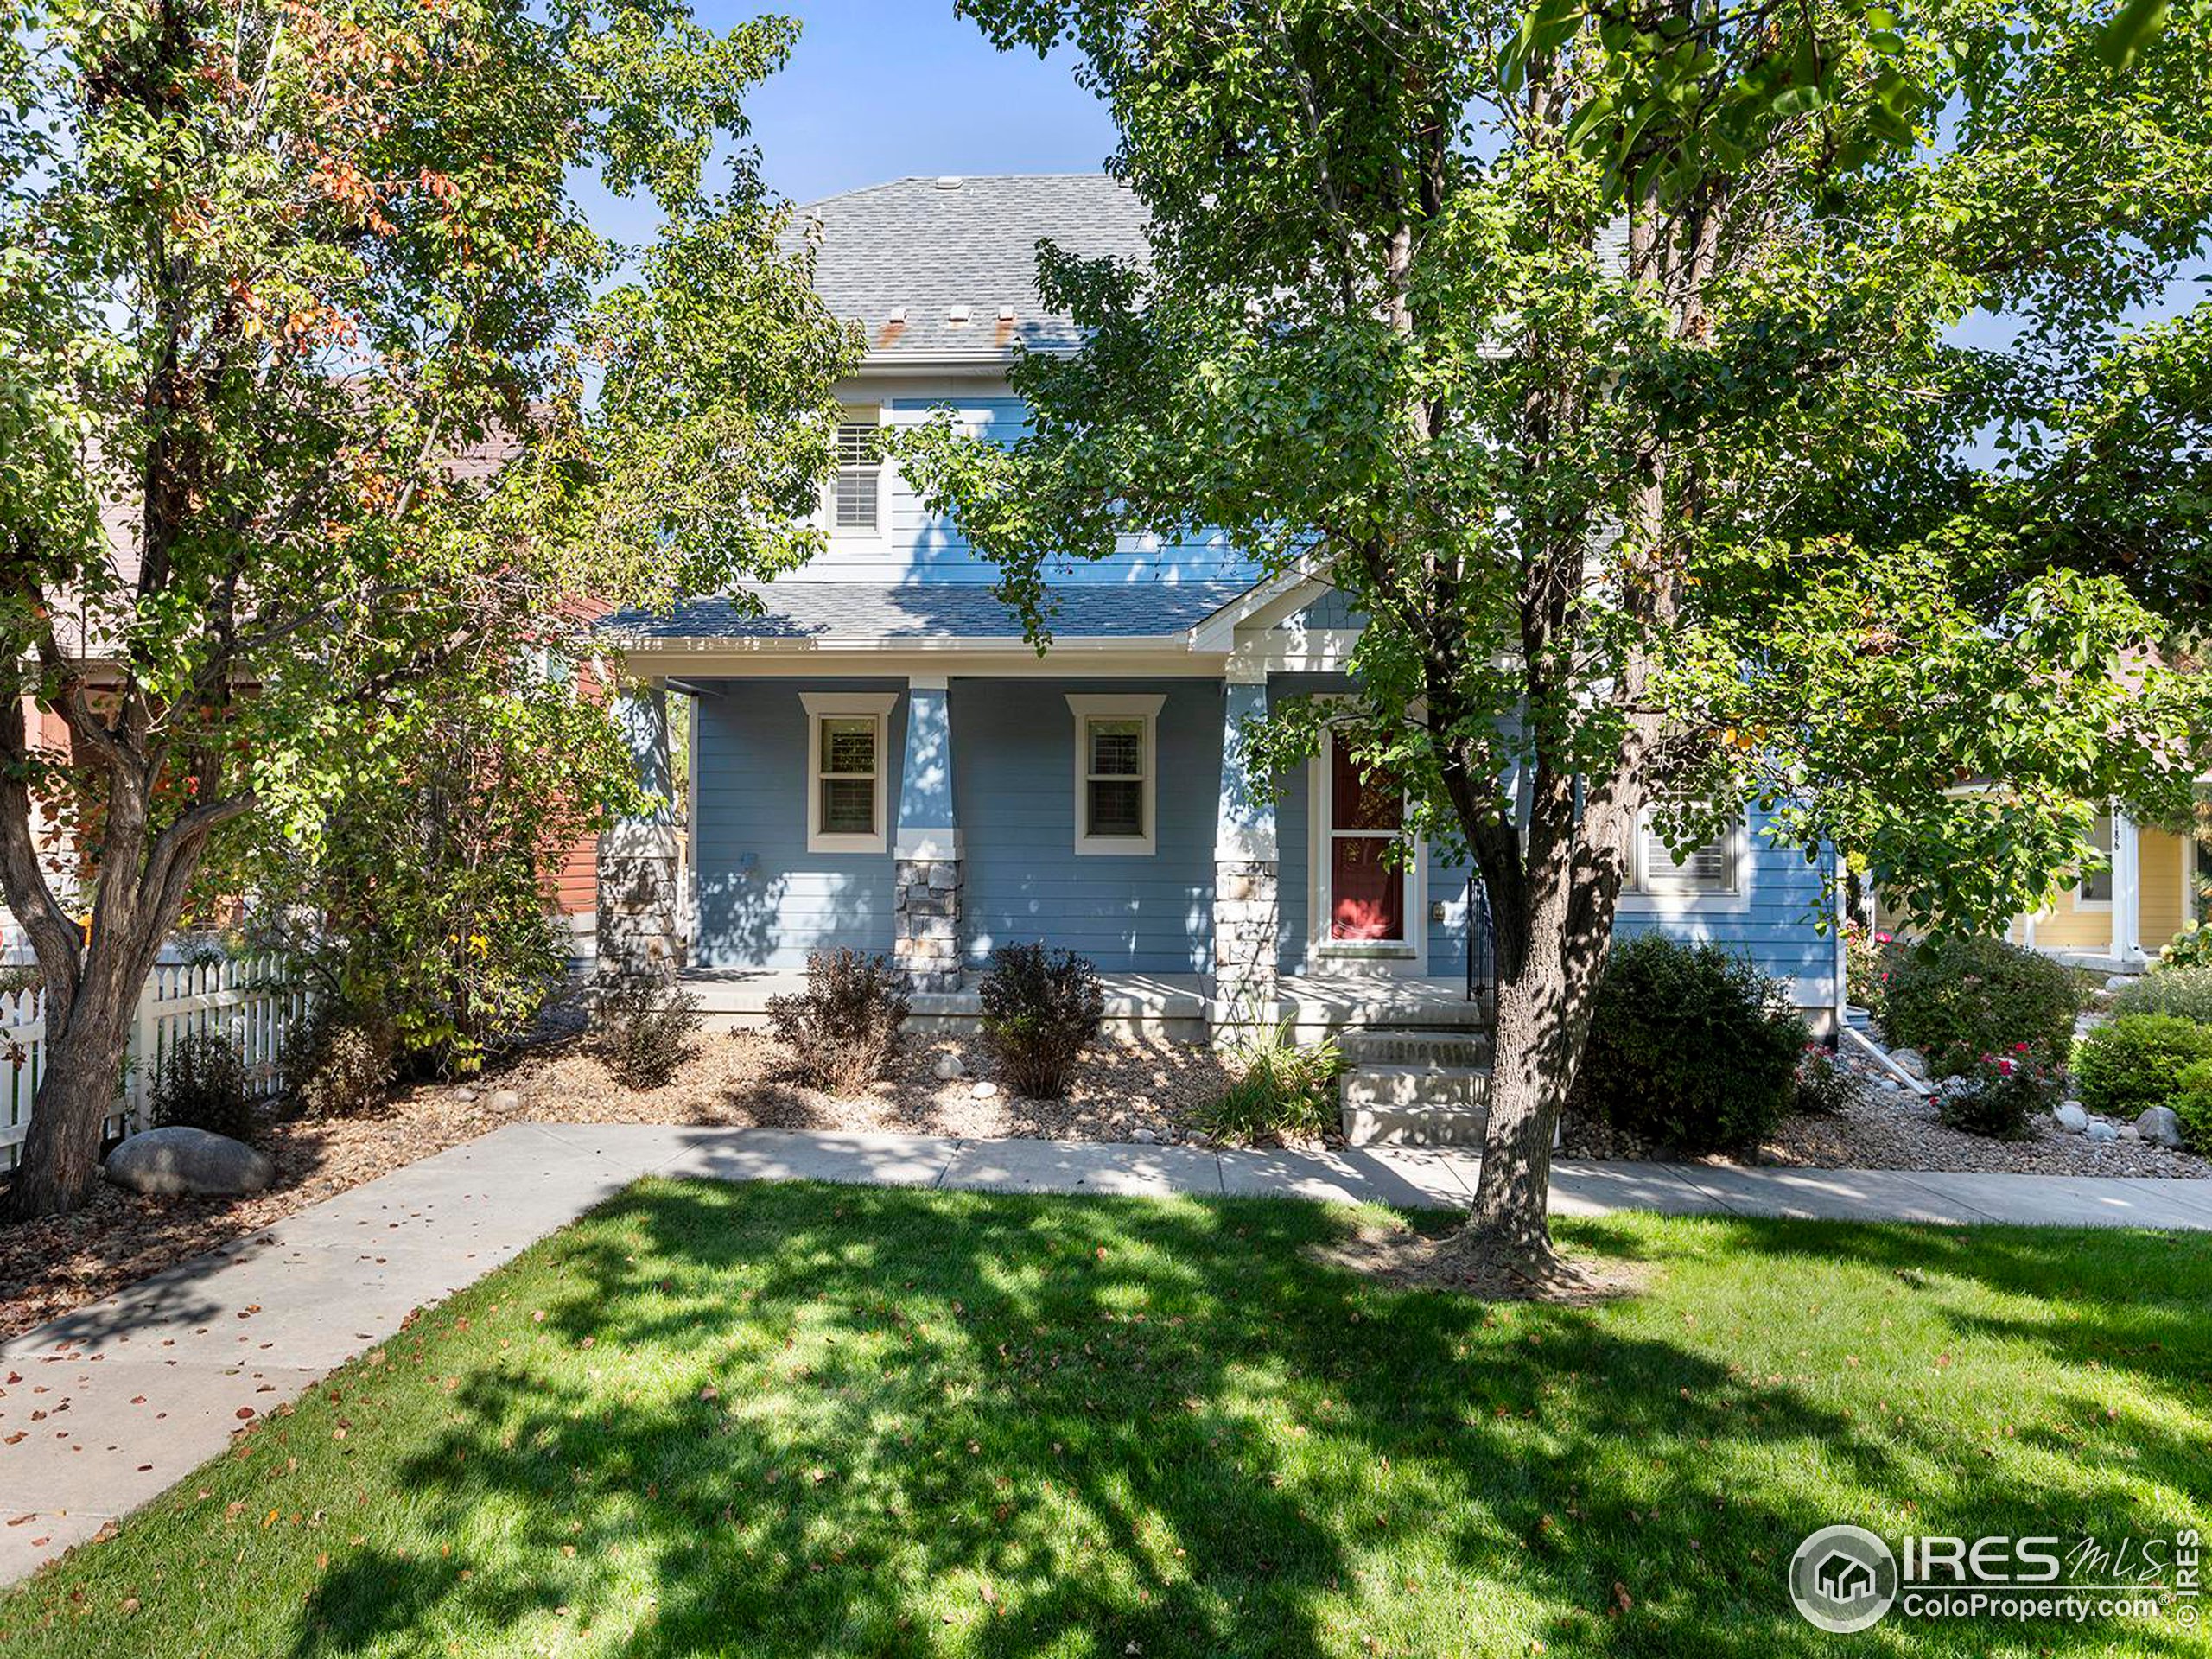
top-left (2006, 808), bottom-right (2196, 969)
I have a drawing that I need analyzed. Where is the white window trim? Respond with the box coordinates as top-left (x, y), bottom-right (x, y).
top-left (2075, 809), bottom-right (2115, 912)
top-left (826, 406), bottom-right (889, 543)
top-left (1305, 724), bottom-right (1427, 974)
top-left (1066, 694), bottom-right (1163, 856)
top-left (801, 690), bottom-right (898, 855)
top-left (1617, 805), bottom-right (1751, 917)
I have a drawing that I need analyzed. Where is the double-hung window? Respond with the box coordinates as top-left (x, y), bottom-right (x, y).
top-left (832, 413), bottom-right (881, 533)
top-left (2078, 811), bottom-right (2114, 906)
top-left (801, 691), bottom-right (897, 855)
top-left (1067, 695), bottom-right (1162, 855)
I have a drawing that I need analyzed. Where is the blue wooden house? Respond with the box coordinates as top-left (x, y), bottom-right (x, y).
top-left (599, 175), bottom-right (1843, 1050)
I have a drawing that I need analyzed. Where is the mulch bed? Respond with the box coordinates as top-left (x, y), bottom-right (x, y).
top-left (0, 1026), bottom-right (1233, 1343)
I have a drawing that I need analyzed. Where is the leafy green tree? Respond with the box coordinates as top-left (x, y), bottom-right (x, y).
top-left (913, 0), bottom-right (2212, 1279)
top-left (0, 0), bottom-right (858, 1216)
top-left (238, 636), bottom-right (632, 1081)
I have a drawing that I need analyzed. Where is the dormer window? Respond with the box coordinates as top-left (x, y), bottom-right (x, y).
top-left (833, 412), bottom-right (880, 533)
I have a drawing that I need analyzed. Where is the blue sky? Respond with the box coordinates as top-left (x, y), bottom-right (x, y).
top-left (739, 3), bottom-right (1115, 204)
top-left (582, 3), bottom-right (1113, 244)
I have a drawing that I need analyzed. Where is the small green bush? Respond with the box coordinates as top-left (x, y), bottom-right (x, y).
top-left (591, 975), bottom-right (702, 1091)
top-left (767, 950), bottom-right (911, 1095)
top-left (151, 1029), bottom-right (253, 1141)
top-left (1572, 936), bottom-right (1806, 1153)
top-left (2074, 1014), bottom-right (2212, 1119)
top-left (1793, 1043), bottom-right (1857, 1116)
top-left (1878, 936), bottom-right (2080, 1077)
top-left (2111, 966), bottom-right (2212, 1024)
top-left (978, 944), bottom-right (1105, 1099)
top-left (2154, 920), bottom-right (2212, 971)
top-left (2171, 1059), bottom-right (2212, 1149)
top-left (1934, 1047), bottom-right (2059, 1141)
top-left (1198, 1022), bottom-right (1346, 1145)
top-left (287, 1004), bottom-right (397, 1118)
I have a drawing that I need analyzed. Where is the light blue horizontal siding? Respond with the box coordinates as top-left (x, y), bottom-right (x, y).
top-left (954, 677), bottom-right (1219, 974)
top-left (691, 678), bottom-right (907, 968)
top-left (1266, 675), bottom-right (1836, 1005)
top-left (794, 391), bottom-right (1262, 586)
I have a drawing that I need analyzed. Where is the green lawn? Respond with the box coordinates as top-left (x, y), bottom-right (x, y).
top-left (3, 1182), bottom-right (2208, 1657)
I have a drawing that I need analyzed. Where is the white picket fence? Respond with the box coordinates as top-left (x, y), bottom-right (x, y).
top-left (0, 954), bottom-right (308, 1169)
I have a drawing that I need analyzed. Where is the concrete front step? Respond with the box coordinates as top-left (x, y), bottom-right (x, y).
top-left (1339, 1059), bottom-right (1492, 1147)
top-left (1338, 1027), bottom-right (1493, 1068)
top-left (1342, 1102), bottom-right (1491, 1147)
top-left (1341, 1062), bottom-right (1490, 1109)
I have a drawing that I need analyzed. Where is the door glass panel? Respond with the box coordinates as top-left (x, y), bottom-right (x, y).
top-left (1328, 740), bottom-right (1406, 941)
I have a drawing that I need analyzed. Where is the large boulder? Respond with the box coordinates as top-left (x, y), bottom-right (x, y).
top-left (1887, 1046), bottom-right (1930, 1082)
top-left (2136, 1105), bottom-right (2186, 1149)
top-left (105, 1127), bottom-right (273, 1198)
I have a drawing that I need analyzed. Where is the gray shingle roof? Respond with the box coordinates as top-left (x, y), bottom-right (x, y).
top-left (605, 581), bottom-right (1252, 643)
top-left (793, 175), bottom-right (1147, 360)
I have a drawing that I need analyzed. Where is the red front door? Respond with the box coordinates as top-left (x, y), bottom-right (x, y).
top-left (1328, 741), bottom-right (1405, 941)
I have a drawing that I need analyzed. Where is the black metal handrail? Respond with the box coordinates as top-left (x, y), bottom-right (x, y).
top-left (1465, 873), bottom-right (1496, 1002)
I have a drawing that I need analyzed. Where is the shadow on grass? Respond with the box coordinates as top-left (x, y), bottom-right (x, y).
top-left (274, 1185), bottom-right (2209, 1658)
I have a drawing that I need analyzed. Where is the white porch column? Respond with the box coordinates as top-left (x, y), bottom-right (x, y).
top-left (597, 682), bottom-right (683, 980)
top-left (2113, 807), bottom-right (2142, 963)
top-left (893, 675), bottom-right (963, 992)
top-left (1212, 671), bottom-right (1280, 1027)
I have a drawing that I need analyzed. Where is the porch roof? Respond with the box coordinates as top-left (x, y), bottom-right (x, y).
top-left (601, 580), bottom-right (1257, 647)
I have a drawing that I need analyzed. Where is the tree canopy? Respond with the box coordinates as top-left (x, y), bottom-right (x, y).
top-left (0, 0), bottom-right (860, 1213)
top-left (913, 0), bottom-right (2212, 1274)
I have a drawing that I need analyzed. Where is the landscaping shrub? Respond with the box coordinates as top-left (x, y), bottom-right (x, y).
top-left (1934, 1046), bottom-right (2060, 1140)
top-left (1841, 919), bottom-right (1892, 1018)
top-left (1793, 1043), bottom-right (1856, 1116)
top-left (1878, 935), bottom-right (2080, 1077)
top-left (1572, 935), bottom-right (1805, 1152)
top-left (766, 950), bottom-right (912, 1095)
top-left (978, 944), bottom-right (1105, 1099)
top-left (1198, 1021), bottom-right (1346, 1144)
top-left (151, 1029), bottom-right (252, 1141)
top-left (287, 1004), bottom-right (398, 1118)
top-left (591, 975), bottom-right (702, 1091)
top-left (2154, 920), bottom-right (2212, 971)
top-left (2171, 1059), bottom-right (2212, 1149)
top-left (2073, 1014), bottom-right (2212, 1120)
top-left (2111, 966), bottom-right (2212, 1024)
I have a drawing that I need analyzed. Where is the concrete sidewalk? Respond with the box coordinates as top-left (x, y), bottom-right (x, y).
top-left (4, 1122), bottom-right (2210, 1587)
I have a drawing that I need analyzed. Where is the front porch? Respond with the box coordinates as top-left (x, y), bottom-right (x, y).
top-left (681, 966), bottom-right (1491, 1046)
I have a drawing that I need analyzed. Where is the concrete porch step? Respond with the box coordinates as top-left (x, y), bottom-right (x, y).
top-left (1338, 1027), bottom-right (1493, 1068)
top-left (1342, 1102), bottom-right (1491, 1147)
top-left (1340, 1063), bottom-right (1490, 1110)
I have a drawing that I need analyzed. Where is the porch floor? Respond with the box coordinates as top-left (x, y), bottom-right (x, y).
top-left (678, 968), bottom-right (1490, 1039)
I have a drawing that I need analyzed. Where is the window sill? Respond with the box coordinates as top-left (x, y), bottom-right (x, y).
top-left (808, 833), bottom-right (888, 856)
top-left (1074, 836), bottom-right (1157, 858)
top-left (1315, 941), bottom-right (1417, 960)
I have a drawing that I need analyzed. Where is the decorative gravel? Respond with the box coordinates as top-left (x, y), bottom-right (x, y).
top-left (1562, 1059), bottom-right (2210, 1179)
top-left (0, 1028), bottom-right (1232, 1342)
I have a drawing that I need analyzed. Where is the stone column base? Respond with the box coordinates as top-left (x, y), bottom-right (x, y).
top-left (1212, 858), bottom-right (1280, 1025)
top-left (597, 845), bottom-right (683, 982)
top-left (894, 856), bottom-right (963, 992)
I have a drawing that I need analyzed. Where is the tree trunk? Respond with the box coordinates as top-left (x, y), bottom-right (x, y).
top-left (1453, 966), bottom-right (1572, 1270)
top-left (4, 966), bottom-right (137, 1219)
